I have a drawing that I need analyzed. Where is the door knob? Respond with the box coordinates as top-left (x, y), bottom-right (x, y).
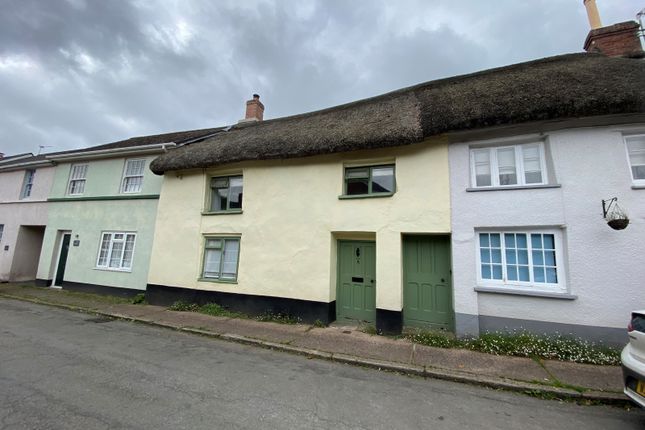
top-left (441, 278), bottom-right (445, 283)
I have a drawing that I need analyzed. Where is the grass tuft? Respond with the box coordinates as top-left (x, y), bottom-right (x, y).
top-left (255, 311), bottom-right (301, 324)
top-left (131, 293), bottom-right (146, 305)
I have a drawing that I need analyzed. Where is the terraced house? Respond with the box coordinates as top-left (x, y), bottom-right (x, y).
top-left (35, 129), bottom-right (220, 296)
top-left (0, 153), bottom-right (54, 282)
top-left (147, 94), bottom-right (452, 334)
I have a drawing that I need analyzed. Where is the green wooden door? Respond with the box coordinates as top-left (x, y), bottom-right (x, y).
top-left (337, 241), bottom-right (376, 323)
top-left (403, 235), bottom-right (453, 330)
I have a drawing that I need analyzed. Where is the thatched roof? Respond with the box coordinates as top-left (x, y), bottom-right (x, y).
top-left (150, 53), bottom-right (645, 174)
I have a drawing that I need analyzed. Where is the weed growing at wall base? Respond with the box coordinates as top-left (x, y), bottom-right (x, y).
top-left (168, 301), bottom-right (301, 322)
top-left (405, 329), bottom-right (621, 366)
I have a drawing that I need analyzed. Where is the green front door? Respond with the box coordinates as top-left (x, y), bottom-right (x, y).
top-left (403, 235), bottom-right (453, 330)
top-left (337, 241), bottom-right (376, 323)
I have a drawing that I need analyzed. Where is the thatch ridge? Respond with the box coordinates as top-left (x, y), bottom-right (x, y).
top-left (150, 53), bottom-right (645, 174)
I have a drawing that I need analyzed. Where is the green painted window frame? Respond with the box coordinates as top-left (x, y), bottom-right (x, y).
top-left (200, 236), bottom-right (241, 283)
top-left (206, 175), bottom-right (243, 213)
top-left (342, 164), bottom-right (396, 197)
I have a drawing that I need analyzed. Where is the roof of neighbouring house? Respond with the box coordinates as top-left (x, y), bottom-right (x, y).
top-left (149, 53), bottom-right (645, 174)
top-left (84, 127), bottom-right (225, 152)
top-left (0, 127), bottom-right (223, 171)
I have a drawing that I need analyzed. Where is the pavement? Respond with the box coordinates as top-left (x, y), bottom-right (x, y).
top-left (0, 283), bottom-right (629, 405)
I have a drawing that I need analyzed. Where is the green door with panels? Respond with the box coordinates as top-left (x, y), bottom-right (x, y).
top-left (403, 235), bottom-right (453, 330)
top-left (337, 241), bottom-right (376, 323)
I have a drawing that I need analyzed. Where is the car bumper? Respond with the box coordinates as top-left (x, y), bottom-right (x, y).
top-left (621, 345), bottom-right (645, 408)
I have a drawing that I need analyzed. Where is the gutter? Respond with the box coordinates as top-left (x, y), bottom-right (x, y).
top-left (45, 143), bottom-right (177, 162)
top-left (0, 160), bottom-right (54, 172)
top-left (0, 153), bottom-right (34, 165)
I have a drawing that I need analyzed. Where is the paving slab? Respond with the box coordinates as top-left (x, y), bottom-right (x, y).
top-left (544, 360), bottom-right (623, 392)
top-left (106, 304), bottom-right (173, 319)
top-left (412, 344), bottom-right (552, 383)
top-left (292, 327), bottom-right (415, 363)
top-left (204, 318), bottom-right (310, 344)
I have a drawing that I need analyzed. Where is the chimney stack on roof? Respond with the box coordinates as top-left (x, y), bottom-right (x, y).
top-left (0, 153), bottom-right (4, 160)
top-left (239, 94), bottom-right (264, 124)
top-left (582, 1), bottom-right (644, 58)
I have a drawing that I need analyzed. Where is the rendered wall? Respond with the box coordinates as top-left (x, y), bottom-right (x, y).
top-left (148, 140), bottom-right (451, 311)
top-left (36, 199), bottom-right (159, 291)
top-left (0, 166), bottom-right (54, 281)
top-left (36, 155), bottom-right (163, 291)
top-left (449, 125), bottom-right (645, 337)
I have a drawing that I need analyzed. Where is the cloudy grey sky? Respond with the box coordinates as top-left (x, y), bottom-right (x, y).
top-left (0, 0), bottom-right (640, 155)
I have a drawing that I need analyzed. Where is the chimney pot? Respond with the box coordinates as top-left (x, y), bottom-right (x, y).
top-left (583, 0), bottom-right (602, 30)
top-left (239, 93), bottom-right (265, 124)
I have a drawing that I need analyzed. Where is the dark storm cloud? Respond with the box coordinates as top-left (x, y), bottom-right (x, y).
top-left (0, 0), bottom-right (640, 155)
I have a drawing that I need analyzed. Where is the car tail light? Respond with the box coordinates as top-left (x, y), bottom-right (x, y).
top-left (630, 313), bottom-right (645, 333)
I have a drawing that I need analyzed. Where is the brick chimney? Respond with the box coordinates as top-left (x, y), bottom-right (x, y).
top-left (0, 153), bottom-right (4, 160)
top-left (582, 1), bottom-right (644, 58)
top-left (238, 94), bottom-right (264, 124)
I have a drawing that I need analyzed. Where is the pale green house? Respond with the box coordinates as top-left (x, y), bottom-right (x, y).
top-left (36, 129), bottom-right (220, 296)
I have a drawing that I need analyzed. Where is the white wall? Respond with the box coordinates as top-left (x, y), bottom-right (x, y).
top-left (449, 125), bottom-right (645, 335)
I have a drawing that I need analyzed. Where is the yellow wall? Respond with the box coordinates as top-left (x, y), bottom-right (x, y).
top-left (148, 138), bottom-right (450, 311)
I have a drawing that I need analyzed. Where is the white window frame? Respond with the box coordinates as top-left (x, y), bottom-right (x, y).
top-left (20, 169), bottom-right (35, 199)
top-left (624, 134), bottom-right (645, 186)
top-left (475, 229), bottom-right (566, 293)
top-left (95, 231), bottom-right (137, 271)
top-left (201, 236), bottom-right (241, 282)
top-left (121, 159), bottom-right (146, 194)
top-left (470, 142), bottom-right (547, 188)
top-left (67, 164), bottom-right (88, 195)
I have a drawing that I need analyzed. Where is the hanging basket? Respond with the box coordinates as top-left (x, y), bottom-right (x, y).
top-left (607, 218), bottom-right (629, 230)
top-left (603, 198), bottom-right (629, 231)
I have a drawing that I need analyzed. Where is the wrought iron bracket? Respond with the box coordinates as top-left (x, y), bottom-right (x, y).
top-left (602, 197), bottom-right (618, 219)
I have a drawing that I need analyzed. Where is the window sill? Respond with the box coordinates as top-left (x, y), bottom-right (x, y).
top-left (466, 184), bottom-right (561, 192)
top-left (474, 286), bottom-right (576, 300)
top-left (202, 210), bottom-right (243, 216)
top-left (631, 184), bottom-right (645, 190)
top-left (198, 277), bottom-right (238, 284)
top-left (338, 192), bottom-right (395, 200)
top-left (93, 267), bottom-right (132, 273)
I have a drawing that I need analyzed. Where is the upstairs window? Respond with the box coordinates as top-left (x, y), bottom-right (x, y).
top-left (470, 143), bottom-right (546, 188)
top-left (202, 237), bottom-right (240, 281)
top-left (96, 232), bottom-right (136, 270)
top-left (209, 175), bottom-right (243, 212)
top-left (0, 224), bottom-right (4, 242)
top-left (625, 135), bottom-right (645, 184)
top-left (478, 230), bottom-right (563, 290)
top-left (121, 159), bottom-right (145, 193)
top-left (20, 169), bottom-right (35, 199)
top-left (68, 164), bottom-right (88, 195)
top-left (344, 164), bottom-right (395, 196)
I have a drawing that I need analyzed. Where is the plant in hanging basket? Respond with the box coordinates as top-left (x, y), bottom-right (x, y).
top-left (604, 200), bottom-right (630, 230)
top-left (607, 218), bottom-right (629, 230)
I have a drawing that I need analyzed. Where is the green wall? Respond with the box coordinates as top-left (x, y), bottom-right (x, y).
top-left (49, 155), bottom-right (163, 198)
top-left (37, 155), bottom-right (162, 291)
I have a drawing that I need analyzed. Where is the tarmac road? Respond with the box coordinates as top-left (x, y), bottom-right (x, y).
top-left (0, 299), bottom-right (643, 430)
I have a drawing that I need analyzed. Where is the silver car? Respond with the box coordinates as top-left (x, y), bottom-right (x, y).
top-left (622, 310), bottom-right (645, 407)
